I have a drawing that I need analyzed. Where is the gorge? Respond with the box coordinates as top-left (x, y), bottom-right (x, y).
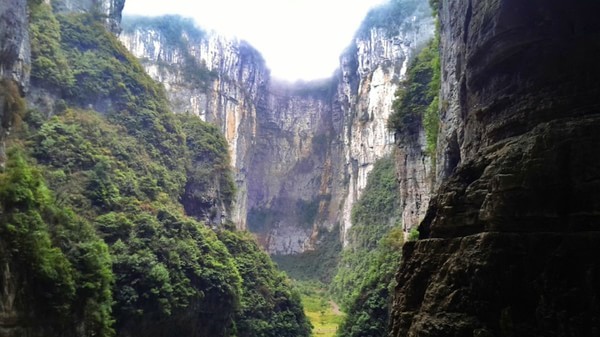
top-left (118, 1), bottom-right (435, 255)
top-left (1, 0), bottom-right (600, 336)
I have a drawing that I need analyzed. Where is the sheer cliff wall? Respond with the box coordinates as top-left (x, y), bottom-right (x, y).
top-left (120, 1), bottom-right (434, 253)
top-left (390, 1), bottom-right (600, 336)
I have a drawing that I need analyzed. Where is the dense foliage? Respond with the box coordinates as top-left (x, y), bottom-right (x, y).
top-left (218, 230), bottom-right (312, 337)
top-left (0, 149), bottom-right (114, 336)
top-left (335, 228), bottom-right (403, 337)
top-left (272, 226), bottom-right (342, 283)
top-left (179, 113), bottom-right (236, 221)
top-left (329, 156), bottom-right (401, 309)
top-left (388, 36), bottom-right (441, 155)
top-left (0, 2), bottom-right (309, 336)
top-left (328, 156), bottom-right (403, 337)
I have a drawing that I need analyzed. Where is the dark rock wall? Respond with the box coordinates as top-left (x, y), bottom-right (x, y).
top-left (390, 0), bottom-right (600, 336)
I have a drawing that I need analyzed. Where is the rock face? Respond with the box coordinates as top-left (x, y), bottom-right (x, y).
top-left (119, 0), bottom-right (434, 253)
top-left (51, 0), bottom-right (125, 33)
top-left (0, 0), bottom-right (29, 89)
top-left (0, 0), bottom-right (30, 169)
top-left (390, 1), bottom-right (600, 336)
top-left (338, 17), bottom-right (434, 241)
top-left (120, 20), bottom-right (268, 230)
top-left (394, 128), bottom-right (432, 235)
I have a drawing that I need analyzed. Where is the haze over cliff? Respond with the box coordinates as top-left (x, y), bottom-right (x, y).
top-left (3, 0), bottom-right (599, 336)
top-left (119, 0), bottom-right (435, 254)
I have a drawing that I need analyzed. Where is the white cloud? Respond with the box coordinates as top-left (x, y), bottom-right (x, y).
top-left (123, 0), bottom-right (388, 81)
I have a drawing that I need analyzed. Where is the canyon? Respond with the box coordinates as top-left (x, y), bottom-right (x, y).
top-left (119, 2), bottom-right (435, 254)
top-left (2, 0), bottom-right (600, 336)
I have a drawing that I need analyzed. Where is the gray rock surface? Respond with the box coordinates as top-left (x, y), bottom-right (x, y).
top-left (119, 1), bottom-right (435, 253)
top-left (0, 0), bottom-right (29, 89)
top-left (51, 0), bottom-right (125, 33)
top-left (0, 0), bottom-right (29, 171)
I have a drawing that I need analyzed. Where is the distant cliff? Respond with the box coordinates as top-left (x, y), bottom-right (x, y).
top-left (51, 0), bottom-right (125, 33)
top-left (120, 0), bottom-right (435, 254)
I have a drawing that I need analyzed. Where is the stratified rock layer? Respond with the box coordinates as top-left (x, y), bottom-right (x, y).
top-left (390, 0), bottom-right (600, 336)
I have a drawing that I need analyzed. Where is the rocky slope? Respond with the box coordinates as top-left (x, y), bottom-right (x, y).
top-left (390, 0), bottom-right (600, 336)
top-left (120, 0), bottom-right (435, 253)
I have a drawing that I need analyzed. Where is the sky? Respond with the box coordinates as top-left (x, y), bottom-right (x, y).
top-left (122, 0), bottom-right (388, 81)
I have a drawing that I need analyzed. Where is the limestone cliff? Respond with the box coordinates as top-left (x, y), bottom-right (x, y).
top-left (0, 0), bottom-right (30, 169)
top-left (120, 17), bottom-right (267, 229)
top-left (0, 0), bottom-right (29, 89)
top-left (51, 0), bottom-right (125, 33)
top-left (119, 0), bottom-right (434, 253)
top-left (390, 1), bottom-right (600, 336)
top-left (0, 0), bottom-right (31, 152)
top-left (338, 10), bottom-right (434, 239)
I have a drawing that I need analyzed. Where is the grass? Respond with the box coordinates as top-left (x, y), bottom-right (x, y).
top-left (295, 281), bottom-right (345, 337)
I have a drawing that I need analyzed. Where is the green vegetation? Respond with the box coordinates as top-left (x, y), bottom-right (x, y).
top-left (388, 36), bottom-right (440, 155)
top-left (179, 113), bottom-right (236, 220)
top-left (296, 281), bottom-right (345, 337)
top-left (273, 225), bottom-right (342, 283)
top-left (218, 230), bottom-right (311, 337)
top-left (429, 0), bottom-right (440, 11)
top-left (330, 156), bottom-right (401, 309)
top-left (0, 2), bottom-right (310, 336)
top-left (329, 156), bottom-right (403, 337)
top-left (335, 228), bottom-right (403, 337)
top-left (0, 148), bottom-right (114, 336)
top-left (0, 79), bottom-right (26, 132)
top-left (408, 227), bottom-right (420, 241)
top-left (29, 1), bottom-right (75, 90)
